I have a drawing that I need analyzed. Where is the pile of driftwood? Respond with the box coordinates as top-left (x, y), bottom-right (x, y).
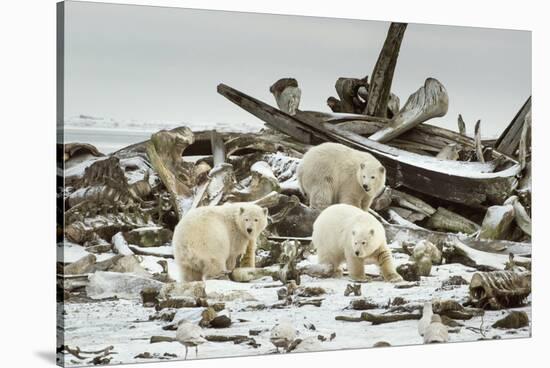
top-left (57, 23), bottom-right (531, 356)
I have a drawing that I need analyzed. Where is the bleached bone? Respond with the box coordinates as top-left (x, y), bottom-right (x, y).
top-left (387, 208), bottom-right (424, 230)
top-left (426, 207), bottom-right (480, 234)
top-left (210, 130), bottom-right (226, 167)
top-left (146, 127), bottom-right (195, 218)
top-left (193, 163), bottom-right (235, 207)
top-left (390, 189), bottom-right (435, 217)
top-left (457, 114), bottom-right (466, 135)
top-left (469, 270), bottom-right (531, 309)
top-left (436, 143), bottom-right (460, 161)
top-left (252, 191), bottom-right (282, 208)
top-left (270, 78), bottom-right (301, 115)
top-left (230, 161), bottom-right (280, 202)
top-left (388, 206), bottom-right (427, 223)
top-left (443, 239), bottom-right (530, 271)
top-left (504, 196), bottom-right (531, 236)
top-left (230, 267), bottom-right (279, 283)
top-left (474, 120), bottom-right (485, 163)
top-left (478, 204), bottom-right (515, 240)
top-left (368, 78), bottom-right (449, 143)
top-left (412, 240), bottom-right (442, 265)
top-left (365, 22), bottom-right (407, 118)
top-left (371, 186), bottom-right (392, 211)
top-left (519, 109), bottom-right (531, 170)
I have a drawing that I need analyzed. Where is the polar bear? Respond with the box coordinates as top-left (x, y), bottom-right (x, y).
top-left (297, 142), bottom-right (386, 211)
top-left (172, 202), bottom-right (268, 282)
top-left (312, 204), bottom-right (402, 282)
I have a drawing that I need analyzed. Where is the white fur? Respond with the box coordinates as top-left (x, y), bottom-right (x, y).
top-left (312, 204), bottom-right (402, 282)
top-left (172, 203), bottom-right (268, 282)
top-left (297, 142), bottom-right (386, 210)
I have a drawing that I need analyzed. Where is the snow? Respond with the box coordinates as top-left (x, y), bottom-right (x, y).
top-left (60, 248), bottom-right (531, 366)
top-left (111, 232), bottom-right (134, 256)
top-left (251, 161), bottom-right (277, 181)
top-left (323, 124), bottom-right (521, 179)
top-left (63, 156), bottom-right (107, 181)
top-left (59, 242), bottom-right (116, 264)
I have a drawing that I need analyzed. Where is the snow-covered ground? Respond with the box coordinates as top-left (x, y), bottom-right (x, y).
top-left (59, 242), bottom-right (531, 367)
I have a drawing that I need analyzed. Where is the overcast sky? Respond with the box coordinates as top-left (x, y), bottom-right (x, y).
top-left (63, 1), bottom-right (531, 137)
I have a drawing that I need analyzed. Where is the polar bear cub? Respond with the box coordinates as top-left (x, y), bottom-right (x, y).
top-left (297, 142), bottom-right (386, 210)
top-left (312, 204), bottom-right (402, 282)
top-left (172, 202), bottom-right (268, 282)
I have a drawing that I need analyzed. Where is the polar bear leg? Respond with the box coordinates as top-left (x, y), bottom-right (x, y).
top-left (309, 186), bottom-right (333, 210)
top-left (201, 257), bottom-right (228, 280)
top-left (346, 256), bottom-right (368, 281)
top-left (240, 239), bottom-right (256, 268)
top-left (377, 248), bottom-right (403, 282)
top-left (315, 250), bottom-right (341, 277)
top-left (360, 195), bottom-right (374, 211)
top-left (180, 263), bottom-right (204, 282)
top-left (226, 255), bottom-right (238, 271)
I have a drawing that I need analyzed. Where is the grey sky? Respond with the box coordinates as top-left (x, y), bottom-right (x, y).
top-left (64, 1), bottom-right (531, 137)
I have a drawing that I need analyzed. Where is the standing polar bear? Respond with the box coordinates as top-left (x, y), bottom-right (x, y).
top-left (312, 204), bottom-right (402, 282)
top-left (297, 142), bottom-right (386, 210)
top-left (172, 202), bottom-right (268, 282)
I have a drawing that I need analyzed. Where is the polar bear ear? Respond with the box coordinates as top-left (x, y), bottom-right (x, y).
top-left (263, 207), bottom-right (268, 216)
top-left (360, 163), bottom-right (365, 169)
top-left (369, 229), bottom-right (375, 235)
top-left (379, 166), bottom-right (385, 172)
top-left (351, 230), bottom-right (356, 236)
top-left (239, 207), bottom-right (245, 215)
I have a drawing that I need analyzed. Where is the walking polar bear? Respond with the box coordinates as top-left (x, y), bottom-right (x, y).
top-left (172, 202), bottom-right (268, 282)
top-left (312, 204), bottom-right (402, 282)
top-left (297, 142), bottom-right (386, 210)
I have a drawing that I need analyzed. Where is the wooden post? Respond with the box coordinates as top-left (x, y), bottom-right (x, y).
top-left (365, 22), bottom-right (407, 117)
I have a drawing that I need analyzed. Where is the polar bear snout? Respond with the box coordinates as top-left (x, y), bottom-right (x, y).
top-left (246, 228), bottom-right (253, 234)
top-left (362, 184), bottom-right (371, 192)
top-left (354, 250), bottom-right (360, 256)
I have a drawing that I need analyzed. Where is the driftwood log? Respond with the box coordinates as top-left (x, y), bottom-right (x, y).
top-left (336, 312), bottom-right (421, 325)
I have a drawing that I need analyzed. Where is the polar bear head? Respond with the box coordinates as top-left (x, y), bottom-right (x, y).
top-left (236, 204), bottom-right (268, 238)
top-left (350, 223), bottom-right (379, 258)
top-left (358, 162), bottom-right (386, 195)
